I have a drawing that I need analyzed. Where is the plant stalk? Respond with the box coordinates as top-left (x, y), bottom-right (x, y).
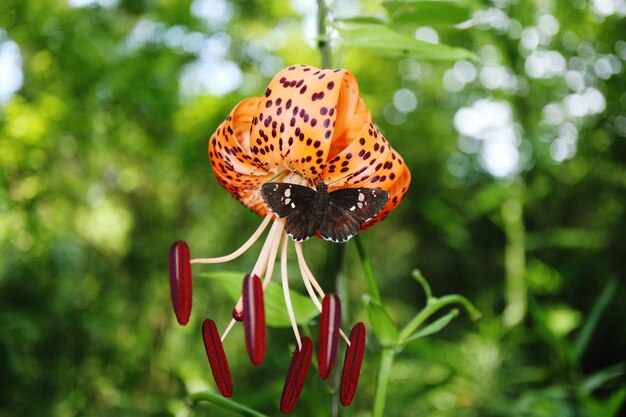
top-left (354, 235), bottom-right (382, 303)
top-left (502, 182), bottom-right (526, 327)
top-left (372, 348), bottom-right (396, 417)
top-left (317, 0), bottom-right (332, 68)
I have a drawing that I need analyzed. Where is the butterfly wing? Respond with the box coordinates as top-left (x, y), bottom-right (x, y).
top-left (328, 188), bottom-right (389, 222)
top-left (318, 202), bottom-right (361, 243)
top-left (261, 182), bottom-right (318, 242)
top-left (319, 187), bottom-right (389, 243)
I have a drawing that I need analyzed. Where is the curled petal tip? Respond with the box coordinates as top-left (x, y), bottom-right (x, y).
top-left (340, 322), bottom-right (366, 406)
top-left (242, 274), bottom-right (266, 365)
top-left (317, 294), bottom-right (341, 380)
top-left (202, 319), bottom-right (233, 397)
top-left (281, 337), bottom-right (313, 414)
top-left (168, 240), bottom-right (192, 325)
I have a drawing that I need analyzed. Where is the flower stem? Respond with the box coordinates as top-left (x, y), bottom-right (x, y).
top-left (398, 294), bottom-right (482, 343)
top-left (502, 182), bottom-right (526, 327)
top-left (354, 235), bottom-right (382, 303)
top-left (372, 347), bottom-right (396, 417)
top-left (316, 0), bottom-right (332, 68)
top-left (183, 391), bottom-right (269, 417)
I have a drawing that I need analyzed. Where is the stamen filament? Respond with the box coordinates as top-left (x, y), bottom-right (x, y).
top-left (262, 219), bottom-right (284, 289)
top-left (294, 242), bottom-right (351, 345)
top-left (190, 214), bottom-right (273, 264)
top-left (281, 232), bottom-right (302, 349)
top-left (294, 243), bottom-right (325, 298)
top-left (221, 318), bottom-right (237, 341)
top-left (233, 218), bottom-right (285, 315)
top-left (251, 219), bottom-right (282, 278)
top-left (294, 243), bottom-right (322, 312)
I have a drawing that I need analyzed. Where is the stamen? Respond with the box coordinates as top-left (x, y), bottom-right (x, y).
top-left (252, 218), bottom-right (284, 278)
top-left (169, 240), bottom-right (192, 325)
top-left (190, 213), bottom-right (273, 264)
top-left (232, 218), bottom-right (285, 318)
top-left (294, 242), bottom-right (350, 345)
top-left (243, 274), bottom-right (266, 365)
top-left (318, 294), bottom-right (341, 380)
top-left (293, 243), bottom-right (325, 298)
top-left (202, 319), bottom-right (233, 397)
top-left (261, 220), bottom-right (285, 289)
top-left (220, 318), bottom-right (237, 341)
top-left (340, 322), bottom-right (366, 406)
top-left (281, 233), bottom-right (302, 349)
top-left (280, 336), bottom-right (313, 414)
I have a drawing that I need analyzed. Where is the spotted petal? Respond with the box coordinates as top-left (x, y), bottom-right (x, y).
top-left (208, 64), bottom-right (411, 232)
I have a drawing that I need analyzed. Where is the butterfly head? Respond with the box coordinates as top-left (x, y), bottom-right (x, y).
top-left (315, 181), bottom-right (328, 194)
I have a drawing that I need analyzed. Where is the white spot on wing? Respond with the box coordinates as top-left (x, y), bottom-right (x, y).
top-left (284, 188), bottom-right (291, 197)
top-left (285, 198), bottom-right (291, 205)
top-left (291, 202), bottom-right (295, 208)
top-left (350, 206), bottom-right (356, 211)
top-left (358, 192), bottom-right (365, 202)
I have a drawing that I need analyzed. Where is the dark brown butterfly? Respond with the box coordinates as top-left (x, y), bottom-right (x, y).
top-left (261, 181), bottom-right (389, 243)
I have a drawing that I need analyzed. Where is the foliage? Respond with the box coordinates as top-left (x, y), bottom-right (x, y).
top-left (1, 0), bottom-right (625, 416)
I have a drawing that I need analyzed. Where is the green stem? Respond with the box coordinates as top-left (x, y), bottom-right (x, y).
top-left (412, 269), bottom-right (433, 301)
top-left (502, 182), bottom-right (527, 328)
top-left (317, 0), bottom-right (332, 68)
top-left (184, 391), bottom-right (269, 417)
top-left (372, 348), bottom-right (396, 417)
top-left (333, 244), bottom-right (346, 417)
top-left (354, 235), bottom-right (382, 303)
top-left (398, 295), bottom-right (482, 343)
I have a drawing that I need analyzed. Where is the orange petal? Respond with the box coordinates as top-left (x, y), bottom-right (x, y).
top-left (250, 65), bottom-right (360, 180)
top-left (209, 98), bottom-right (274, 215)
top-left (362, 164), bottom-right (411, 230)
top-left (207, 64), bottom-right (411, 225)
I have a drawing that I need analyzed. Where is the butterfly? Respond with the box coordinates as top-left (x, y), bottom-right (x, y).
top-left (260, 181), bottom-right (389, 243)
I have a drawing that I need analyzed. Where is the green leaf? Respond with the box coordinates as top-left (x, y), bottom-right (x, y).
top-left (201, 272), bottom-right (318, 328)
top-left (580, 362), bottom-right (626, 395)
top-left (583, 387), bottom-right (626, 417)
top-left (384, 0), bottom-right (472, 26)
top-left (365, 296), bottom-right (399, 346)
top-left (573, 279), bottom-right (617, 361)
top-left (334, 23), bottom-right (476, 61)
top-left (401, 308), bottom-right (459, 344)
top-left (334, 15), bottom-right (388, 25)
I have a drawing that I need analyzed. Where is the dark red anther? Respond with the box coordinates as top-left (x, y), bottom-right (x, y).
top-left (340, 322), bottom-right (366, 406)
top-left (232, 308), bottom-right (244, 322)
top-left (242, 274), bottom-right (266, 365)
top-left (168, 240), bottom-right (192, 325)
top-left (280, 337), bottom-right (313, 414)
top-left (202, 319), bottom-right (233, 397)
top-left (317, 294), bottom-right (341, 380)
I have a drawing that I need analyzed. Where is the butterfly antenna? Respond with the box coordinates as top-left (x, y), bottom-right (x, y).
top-left (325, 171), bottom-right (357, 187)
top-left (265, 170), bottom-right (287, 184)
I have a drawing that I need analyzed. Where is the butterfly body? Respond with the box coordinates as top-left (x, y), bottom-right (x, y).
top-left (261, 181), bottom-right (389, 243)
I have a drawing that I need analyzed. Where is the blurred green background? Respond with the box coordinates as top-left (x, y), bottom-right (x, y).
top-left (1, 0), bottom-right (625, 416)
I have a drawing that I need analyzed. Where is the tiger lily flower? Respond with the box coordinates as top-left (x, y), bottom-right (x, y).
top-left (169, 64), bottom-right (410, 413)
